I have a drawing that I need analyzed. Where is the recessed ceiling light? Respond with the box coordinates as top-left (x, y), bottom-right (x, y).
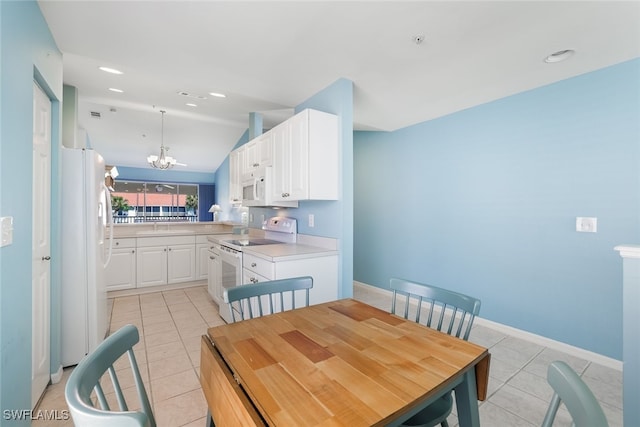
top-left (108, 88), bottom-right (124, 93)
top-left (99, 66), bottom-right (123, 75)
top-left (186, 103), bottom-right (197, 107)
top-left (209, 92), bottom-right (226, 98)
top-left (544, 49), bottom-right (575, 63)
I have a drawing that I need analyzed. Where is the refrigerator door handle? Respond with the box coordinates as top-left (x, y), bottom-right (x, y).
top-left (103, 184), bottom-right (114, 268)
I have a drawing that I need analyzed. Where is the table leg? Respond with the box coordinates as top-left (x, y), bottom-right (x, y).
top-left (454, 368), bottom-right (481, 427)
top-left (206, 409), bottom-right (215, 427)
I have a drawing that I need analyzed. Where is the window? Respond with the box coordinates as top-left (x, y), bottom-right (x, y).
top-left (110, 181), bottom-right (199, 223)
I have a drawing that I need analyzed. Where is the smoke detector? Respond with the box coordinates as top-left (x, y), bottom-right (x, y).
top-left (413, 35), bottom-right (426, 45)
top-left (177, 91), bottom-right (207, 100)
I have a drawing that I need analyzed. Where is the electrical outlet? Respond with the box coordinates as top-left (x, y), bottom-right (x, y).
top-left (576, 217), bottom-right (597, 233)
top-left (308, 214), bottom-right (315, 227)
top-left (1, 216), bottom-right (13, 247)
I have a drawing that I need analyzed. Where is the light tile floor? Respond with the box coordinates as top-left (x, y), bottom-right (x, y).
top-left (35, 285), bottom-right (622, 427)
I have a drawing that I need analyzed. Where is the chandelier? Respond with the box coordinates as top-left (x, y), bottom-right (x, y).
top-left (147, 110), bottom-right (176, 169)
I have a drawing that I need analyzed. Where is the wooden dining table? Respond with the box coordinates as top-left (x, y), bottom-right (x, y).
top-left (200, 299), bottom-right (490, 427)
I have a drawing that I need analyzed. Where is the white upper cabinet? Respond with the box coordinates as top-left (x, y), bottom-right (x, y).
top-left (229, 108), bottom-right (338, 206)
top-left (271, 109), bottom-right (338, 202)
top-left (243, 133), bottom-right (273, 174)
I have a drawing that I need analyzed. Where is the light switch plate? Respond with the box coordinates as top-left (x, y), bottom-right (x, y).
top-left (1, 216), bottom-right (14, 247)
top-left (576, 217), bottom-right (597, 233)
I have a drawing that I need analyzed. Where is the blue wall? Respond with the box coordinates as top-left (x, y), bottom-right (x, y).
top-left (0, 1), bottom-right (63, 420)
top-left (354, 59), bottom-right (640, 359)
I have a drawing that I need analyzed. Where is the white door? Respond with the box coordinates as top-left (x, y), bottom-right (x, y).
top-left (32, 82), bottom-right (51, 408)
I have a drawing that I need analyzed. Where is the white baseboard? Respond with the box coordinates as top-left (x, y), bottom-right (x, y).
top-left (353, 281), bottom-right (622, 371)
top-left (50, 364), bottom-right (63, 384)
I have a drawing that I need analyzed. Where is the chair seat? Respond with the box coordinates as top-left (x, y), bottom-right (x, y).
top-left (402, 393), bottom-right (453, 427)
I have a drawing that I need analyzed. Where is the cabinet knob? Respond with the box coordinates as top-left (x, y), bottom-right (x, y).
top-left (115, 242), bottom-right (119, 246)
top-left (251, 262), bottom-right (257, 267)
top-left (41, 256), bottom-right (51, 261)
top-left (164, 248), bottom-right (167, 252)
top-left (209, 256), bottom-right (215, 260)
top-left (132, 250), bottom-right (135, 254)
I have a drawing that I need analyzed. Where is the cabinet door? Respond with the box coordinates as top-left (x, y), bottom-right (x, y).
top-left (137, 246), bottom-right (167, 287)
top-left (288, 111), bottom-right (310, 200)
top-left (196, 243), bottom-right (211, 281)
top-left (168, 244), bottom-right (196, 284)
top-left (105, 247), bottom-right (136, 291)
top-left (271, 121), bottom-right (291, 202)
top-left (207, 251), bottom-right (216, 300)
top-left (243, 140), bottom-right (259, 173)
top-left (257, 133), bottom-right (273, 167)
top-left (229, 149), bottom-right (243, 204)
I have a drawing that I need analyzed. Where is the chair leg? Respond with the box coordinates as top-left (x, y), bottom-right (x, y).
top-left (206, 409), bottom-right (215, 427)
top-left (441, 420), bottom-right (449, 427)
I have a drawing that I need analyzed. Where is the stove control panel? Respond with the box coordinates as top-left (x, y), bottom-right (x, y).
top-left (262, 217), bottom-right (297, 234)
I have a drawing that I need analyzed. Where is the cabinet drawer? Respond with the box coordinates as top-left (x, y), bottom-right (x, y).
top-left (243, 268), bottom-right (271, 285)
top-left (137, 235), bottom-right (195, 247)
top-left (110, 238), bottom-right (136, 249)
top-left (243, 253), bottom-right (274, 279)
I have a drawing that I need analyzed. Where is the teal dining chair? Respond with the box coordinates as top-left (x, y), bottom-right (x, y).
top-left (390, 278), bottom-right (481, 427)
top-left (542, 361), bottom-right (609, 427)
top-left (64, 324), bottom-right (155, 427)
top-left (224, 276), bottom-right (313, 322)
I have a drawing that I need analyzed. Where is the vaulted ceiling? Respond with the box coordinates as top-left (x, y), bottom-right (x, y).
top-left (39, 1), bottom-right (640, 172)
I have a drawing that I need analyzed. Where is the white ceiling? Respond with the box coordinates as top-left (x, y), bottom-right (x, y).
top-left (38, 1), bottom-right (640, 173)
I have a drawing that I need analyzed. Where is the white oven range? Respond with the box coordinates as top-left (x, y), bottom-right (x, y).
top-left (212, 217), bottom-right (297, 323)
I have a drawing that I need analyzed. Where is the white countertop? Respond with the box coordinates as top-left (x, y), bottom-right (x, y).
top-left (207, 235), bottom-right (338, 262)
top-left (243, 243), bottom-right (338, 262)
top-left (110, 222), bottom-right (236, 238)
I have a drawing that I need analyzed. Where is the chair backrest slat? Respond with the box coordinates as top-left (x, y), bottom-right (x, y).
top-left (94, 382), bottom-right (109, 411)
top-left (390, 278), bottom-right (481, 341)
top-left (65, 324), bottom-right (156, 427)
top-left (107, 366), bottom-right (128, 411)
top-left (224, 276), bottom-right (313, 322)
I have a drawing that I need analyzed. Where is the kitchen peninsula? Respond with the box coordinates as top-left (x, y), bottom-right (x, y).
top-left (105, 222), bottom-right (236, 293)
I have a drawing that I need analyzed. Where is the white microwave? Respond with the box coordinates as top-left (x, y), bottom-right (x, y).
top-left (241, 166), bottom-right (298, 208)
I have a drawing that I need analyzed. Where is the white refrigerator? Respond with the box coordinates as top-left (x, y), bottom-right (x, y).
top-left (61, 148), bottom-right (112, 367)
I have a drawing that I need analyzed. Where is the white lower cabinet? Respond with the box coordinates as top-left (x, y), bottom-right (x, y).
top-left (136, 235), bottom-right (196, 288)
top-left (105, 238), bottom-right (137, 291)
top-left (167, 244), bottom-right (196, 284)
top-left (208, 249), bottom-right (221, 301)
top-left (196, 236), bottom-right (214, 281)
top-left (242, 252), bottom-right (338, 310)
top-left (136, 246), bottom-right (168, 288)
